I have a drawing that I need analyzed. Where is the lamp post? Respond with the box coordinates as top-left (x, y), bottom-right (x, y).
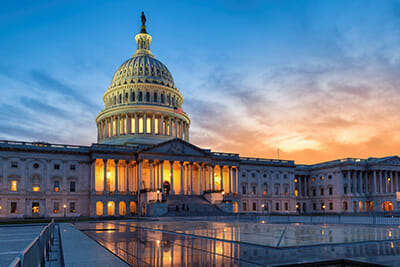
top-left (261, 204), bottom-right (264, 216)
top-left (157, 190), bottom-right (160, 202)
top-left (63, 204), bottom-right (67, 218)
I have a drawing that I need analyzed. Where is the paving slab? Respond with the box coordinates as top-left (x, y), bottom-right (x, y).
top-left (59, 223), bottom-right (130, 267)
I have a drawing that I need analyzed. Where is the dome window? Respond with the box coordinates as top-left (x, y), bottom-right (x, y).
top-left (146, 92), bottom-right (150, 102)
top-left (125, 93), bottom-right (128, 103)
top-left (138, 92), bottom-right (143, 101)
top-left (154, 92), bottom-right (157, 102)
top-left (119, 94), bottom-right (122, 103)
top-left (161, 94), bottom-right (165, 103)
top-left (131, 92), bottom-right (135, 102)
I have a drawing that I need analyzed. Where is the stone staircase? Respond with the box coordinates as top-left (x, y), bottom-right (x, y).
top-left (163, 195), bottom-right (225, 216)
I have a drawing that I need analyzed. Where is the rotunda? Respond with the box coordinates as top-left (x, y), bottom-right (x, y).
top-left (96, 13), bottom-right (190, 145)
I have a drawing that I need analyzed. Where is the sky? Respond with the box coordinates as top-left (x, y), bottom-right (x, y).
top-left (1, 0), bottom-right (400, 164)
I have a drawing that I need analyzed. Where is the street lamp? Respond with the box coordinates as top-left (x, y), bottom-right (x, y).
top-left (157, 190), bottom-right (160, 202)
top-left (63, 204), bottom-right (67, 218)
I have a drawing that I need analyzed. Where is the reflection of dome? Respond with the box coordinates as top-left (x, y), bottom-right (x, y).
top-left (110, 55), bottom-right (175, 89)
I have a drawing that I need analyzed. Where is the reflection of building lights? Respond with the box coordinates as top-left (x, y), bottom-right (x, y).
top-left (391, 242), bottom-right (394, 249)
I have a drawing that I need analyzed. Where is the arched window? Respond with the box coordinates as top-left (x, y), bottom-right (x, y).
top-left (119, 201), bottom-right (126, 216)
top-left (138, 92), bottom-right (143, 101)
top-left (343, 201), bottom-right (348, 211)
top-left (131, 92), bottom-right (135, 102)
top-left (154, 92), bottom-right (157, 102)
top-left (119, 94), bottom-right (122, 103)
top-left (146, 92), bottom-right (150, 102)
top-left (107, 201), bottom-right (115, 216)
top-left (146, 118), bottom-right (151, 133)
top-left (96, 201), bottom-right (103, 216)
top-left (161, 94), bottom-right (165, 103)
top-left (113, 96), bottom-right (116, 105)
top-left (242, 183), bottom-right (247, 195)
top-left (125, 92), bottom-right (128, 103)
top-left (167, 95), bottom-right (171, 105)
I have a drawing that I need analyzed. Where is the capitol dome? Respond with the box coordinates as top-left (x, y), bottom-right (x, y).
top-left (110, 55), bottom-right (175, 89)
top-left (96, 13), bottom-right (191, 146)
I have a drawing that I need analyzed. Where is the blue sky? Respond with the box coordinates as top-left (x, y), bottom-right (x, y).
top-left (1, 0), bottom-right (400, 163)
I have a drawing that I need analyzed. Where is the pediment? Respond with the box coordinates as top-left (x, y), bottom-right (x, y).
top-left (140, 139), bottom-right (208, 157)
top-left (374, 156), bottom-right (400, 166)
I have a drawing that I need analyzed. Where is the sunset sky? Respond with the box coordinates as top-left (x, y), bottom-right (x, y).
top-left (1, 0), bottom-right (400, 164)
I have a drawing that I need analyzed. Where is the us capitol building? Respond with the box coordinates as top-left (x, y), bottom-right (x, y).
top-left (1, 15), bottom-right (399, 219)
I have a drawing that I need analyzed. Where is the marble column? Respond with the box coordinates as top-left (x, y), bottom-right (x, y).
top-left (110, 116), bottom-right (114, 136)
top-left (170, 161), bottom-right (175, 195)
top-left (126, 161), bottom-right (130, 193)
top-left (190, 162), bottom-right (194, 195)
top-left (169, 117), bottom-right (172, 136)
top-left (91, 159), bottom-right (96, 192)
top-left (208, 165), bottom-right (212, 191)
top-left (212, 165), bottom-right (215, 191)
top-left (103, 159), bottom-right (108, 193)
top-left (134, 113), bottom-right (138, 134)
top-left (117, 114), bottom-right (120, 136)
top-left (115, 160), bottom-right (119, 193)
top-left (143, 113), bottom-right (147, 134)
top-left (389, 171), bottom-right (393, 193)
top-left (220, 166), bottom-right (224, 191)
top-left (138, 160), bottom-right (142, 191)
top-left (149, 160), bottom-right (153, 190)
top-left (199, 164), bottom-right (203, 194)
top-left (161, 161), bottom-right (164, 193)
top-left (180, 162), bottom-right (184, 195)
top-left (228, 166), bottom-right (232, 194)
top-left (152, 113), bottom-right (155, 134)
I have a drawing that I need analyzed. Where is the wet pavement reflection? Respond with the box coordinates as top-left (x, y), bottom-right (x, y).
top-left (74, 220), bottom-right (400, 266)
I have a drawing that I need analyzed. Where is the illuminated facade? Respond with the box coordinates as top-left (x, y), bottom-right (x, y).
top-left (0, 16), bottom-right (399, 218)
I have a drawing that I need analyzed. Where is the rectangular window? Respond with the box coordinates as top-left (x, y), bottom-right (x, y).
top-left (329, 202), bottom-right (333, 210)
top-left (252, 186), bottom-right (256, 195)
top-left (252, 202), bottom-right (257, 211)
top-left (113, 120), bottom-right (116, 136)
top-left (11, 180), bottom-right (17, 191)
top-left (312, 189), bottom-right (316, 196)
top-left (344, 186), bottom-right (347, 194)
top-left (285, 202), bottom-right (288, 211)
top-left (275, 202), bottom-right (280, 211)
top-left (242, 202), bottom-right (247, 211)
top-left (10, 202), bottom-right (17, 214)
top-left (242, 186), bottom-right (247, 195)
top-left (11, 161), bottom-right (18, 168)
top-left (320, 188), bottom-right (324, 196)
top-left (313, 203), bottom-right (316, 210)
top-left (70, 181), bottom-right (76, 192)
top-left (53, 202), bottom-right (60, 213)
top-left (54, 181), bottom-right (60, 192)
top-left (70, 202), bottom-right (76, 213)
top-left (32, 202), bottom-right (39, 214)
top-left (32, 186), bottom-right (40, 192)
top-left (275, 185), bottom-right (280, 195)
top-left (329, 187), bottom-right (333, 195)
top-left (70, 164), bottom-right (76, 170)
top-left (54, 164), bottom-right (60, 170)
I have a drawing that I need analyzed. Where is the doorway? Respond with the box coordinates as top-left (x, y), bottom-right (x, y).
top-left (163, 181), bottom-right (171, 195)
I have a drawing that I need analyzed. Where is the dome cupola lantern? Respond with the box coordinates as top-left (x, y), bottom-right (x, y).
top-left (95, 12), bottom-right (191, 146)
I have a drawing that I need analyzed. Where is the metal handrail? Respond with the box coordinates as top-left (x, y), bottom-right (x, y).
top-left (8, 220), bottom-right (55, 267)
